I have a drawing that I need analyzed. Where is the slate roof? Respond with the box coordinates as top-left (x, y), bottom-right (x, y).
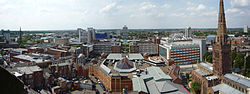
top-left (212, 84), bottom-right (244, 94)
top-left (224, 73), bottom-right (250, 87)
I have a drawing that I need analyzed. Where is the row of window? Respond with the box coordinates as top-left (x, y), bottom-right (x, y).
top-left (171, 48), bottom-right (199, 51)
top-left (172, 56), bottom-right (200, 59)
top-left (171, 51), bottom-right (200, 54)
top-left (171, 54), bottom-right (199, 57)
top-left (173, 58), bottom-right (199, 62)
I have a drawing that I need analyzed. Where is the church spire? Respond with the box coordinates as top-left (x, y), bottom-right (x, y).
top-left (212, 0), bottom-right (232, 76)
top-left (217, 0), bottom-right (227, 45)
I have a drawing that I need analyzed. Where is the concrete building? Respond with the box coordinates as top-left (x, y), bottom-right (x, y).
top-left (53, 38), bottom-right (69, 45)
top-left (159, 41), bottom-right (200, 65)
top-left (129, 41), bottom-right (158, 55)
top-left (185, 27), bottom-right (192, 38)
top-left (78, 28), bottom-right (88, 43)
top-left (244, 25), bottom-right (248, 33)
top-left (193, 39), bottom-right (207, 61)
top-left (93, 41), bottom-right (121, 55)
top-left (82, 44), bottom-right (93, 58)
top-left (122, 25), bottom-right (129, 39)
top-left (87, 27), bottom-right (96, 43)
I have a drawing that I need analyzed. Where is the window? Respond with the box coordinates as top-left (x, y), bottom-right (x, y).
top-left (29, 75), bottom-right (32, 79)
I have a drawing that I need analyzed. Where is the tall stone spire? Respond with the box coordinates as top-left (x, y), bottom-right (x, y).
top-left (19, 27), bottom-right (22, 47)
top-left (217, 0), bottom-right (227, 45)
top-left (213, 0), bottom-right (232, 76)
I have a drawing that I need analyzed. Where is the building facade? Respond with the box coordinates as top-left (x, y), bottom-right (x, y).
top-left (244, 25), bottom-right (248, 33)
top-left (159, 42), bottom-right (200, 65)
top-left (185, 27), bottom-right (192, 38)
top-left (78, 28), bottom-right (88, 43)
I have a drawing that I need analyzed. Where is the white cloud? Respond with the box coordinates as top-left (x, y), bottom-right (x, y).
top-left (0, 0), bottom-right (7, 4)
top-left (140, 2), bottom-right (156, 10)
top-left (162, 4), bottom-right (171, 9)
top-left (200, 11), bottom-right (217, 16)
top-left (226, 8), bottom-right (241, 13)
top-left (170, 13), bottom-right (186, 17)
top-left (100, 2), bottom-right (116, 13)
top-left (187, 4), bottom-right (206, 11)
top-left (231, 0), bottom-right (249, 7)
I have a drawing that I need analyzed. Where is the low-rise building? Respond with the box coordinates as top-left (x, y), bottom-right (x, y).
top-left (50, 62), bottom-right (75, 79)
top-left (129, 41), bottom-right (158, 55)
top-left (93, 41), bottom-right (121, 55)
top-left (46, 48), bottom-right (71, 59)
top-left (9, 66), bottom-right (44, 90)
top-left (53, 38), bottom-right (69, 45)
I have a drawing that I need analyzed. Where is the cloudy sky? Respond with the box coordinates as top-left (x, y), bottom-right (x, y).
top-left (0, 0), bottom-right (249, 30)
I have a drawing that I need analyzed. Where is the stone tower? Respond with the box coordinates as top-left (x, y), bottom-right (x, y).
top-left (19, 27), bottom-right (22, 46)
top-left (213, 0), bottom-right (232, 76)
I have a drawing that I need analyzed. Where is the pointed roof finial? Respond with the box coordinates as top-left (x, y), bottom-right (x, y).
top-left (217, 0), bottom-right (227, 45)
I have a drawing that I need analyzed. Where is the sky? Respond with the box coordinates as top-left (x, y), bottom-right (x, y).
top-left (0, 0), bottom-right (249, 30)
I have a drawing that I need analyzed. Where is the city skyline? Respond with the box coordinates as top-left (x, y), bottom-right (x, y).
top-left (0, 0), bottom-right (249, 30)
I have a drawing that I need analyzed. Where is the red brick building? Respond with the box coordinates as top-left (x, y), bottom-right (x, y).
top-left (46, 48), bottom-right (71, 59)
top-left (76, 63), bottom-right (89, 78)
top-left (50, 62), bottom-right (75, 79)
top-left (27, 47), bottom-right (44, 53)
top-left (111, 45), bottom-right (121, 53)
top-left (16, 66), bottom-right (44, 90)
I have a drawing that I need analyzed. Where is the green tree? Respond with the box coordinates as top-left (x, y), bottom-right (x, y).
top-left (186, 73), bottom-right (190, 83)
top-left (202, 51), bottom-right (212, 63)
top-left (234, 53), bottom-right (244, 68)
top-left (232, 51), bottom-right (237, 65)
top-left (244, 55), bottom-right (250, 75)
top-left (191, 81), bottom-right (201, 94)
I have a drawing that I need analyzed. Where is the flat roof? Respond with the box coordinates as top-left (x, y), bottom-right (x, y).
top-left (128, 53), bottom-right (144, 60)
top-left (206, 75), bottom-right (218, 81)
top-left (49, 48), bottom-right (67, 52)
top-left (51, 62), bottom-right (72, 67)
top-left (212, 84), bottom-right (244, 94)
top-left (106, 54), bottom-right (122, 60)
top-left (106, 53), bottom-right (144, 60)
top-left (17, 66), bottom-right (42, 74)
top-left (224, 73), bottom-right (250, 87)
top-left (14, 55), bottom-right (50, 63)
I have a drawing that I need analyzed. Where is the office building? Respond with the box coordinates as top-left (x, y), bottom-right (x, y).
top-left (129, 41), bottom-right (158, 55)
top-left (244, 25), bottom-right (248, 33)
top-left (193, 39), bottom-right (207, 61)
top-left (122, 25), bottom-right (129, 39)
top-left (159, 42), bottom-right (200, 65)
top-left (53, 38), bottom-right (69, 45)
top-left (78, 28), bottom-right (88, 43)
top-left (87, 27), bottom-right (96, 43)
top-left (93, 41), bottom-right (121, 55)
top-left (185, 27), bottom-right (192, 38)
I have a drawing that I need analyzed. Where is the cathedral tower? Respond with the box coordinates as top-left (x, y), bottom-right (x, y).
top-left (213, 0), bottom-right (232, 76)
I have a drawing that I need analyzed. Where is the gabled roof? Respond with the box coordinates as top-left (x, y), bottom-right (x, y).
top-left (224, 73), bottom-right (250, 87)
top-left (132, 77), bottom-right (148, 93)
top-left (212, 84), bottom-right (244, 94)
top-left (147, 67), bottom-right (172, 81)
